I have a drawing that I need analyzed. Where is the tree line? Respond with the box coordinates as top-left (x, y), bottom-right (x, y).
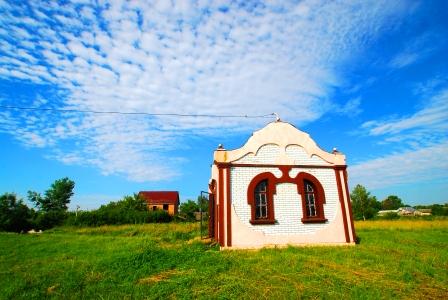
top-left (350, 184), bottom-right (448, 220)
top-left (1, 179), bottom-right (447, 232)
top-left (0, 178), bottom-right (173, 232)
top-left (0, 177), bottom-right (210, 232)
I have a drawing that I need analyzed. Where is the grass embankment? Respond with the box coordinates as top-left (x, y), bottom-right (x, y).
top-left (1, 219), bottom-right (447, 299)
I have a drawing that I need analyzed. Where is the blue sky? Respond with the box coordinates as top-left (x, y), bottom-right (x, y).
top-left (0, 0), bottom-right (447, 210)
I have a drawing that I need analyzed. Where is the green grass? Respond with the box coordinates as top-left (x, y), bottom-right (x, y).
top-left (1, 220), bottom-right (447, 299)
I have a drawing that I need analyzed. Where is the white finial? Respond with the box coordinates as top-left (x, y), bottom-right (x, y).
top-left (273, 112), bottom-right (280, 122)
top-left (332, 147), bottom-right (339, 154)
top-left (217, 144), bottom-right (224, 150)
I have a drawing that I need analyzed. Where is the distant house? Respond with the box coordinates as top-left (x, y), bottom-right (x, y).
top-left (378, 207), bottom-right (432, 217)
top-left (416, 209), bottom-right (432, 216)
top-left (138, 191), bottom-right (180, 216)
top-left (397, 207), bottom-right (432, 216)
top-left (397, 207), bottom-right (416, 216)
top-left (208, 120), bottom-right (356, 249)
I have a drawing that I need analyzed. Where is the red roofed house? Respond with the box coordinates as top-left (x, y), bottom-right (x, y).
top-left (138, 191), bottom-right (180, 216)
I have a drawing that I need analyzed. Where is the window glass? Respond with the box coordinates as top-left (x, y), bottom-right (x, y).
top-left (255, 180), bottom-right (268, 219)
top-left (304, 181), bottom-right (317, 217)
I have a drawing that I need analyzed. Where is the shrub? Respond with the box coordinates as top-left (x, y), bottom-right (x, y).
top-left (179, 200), bottom-right (199, 221)
top-left (34, 210), bottom-right (67, 230)
top-left (0, 193), bottom-right (33, 232)
top-left (148, 209), bottom-right (172, 223)
top-left (380, 212), bottom-right (400, 220)
top-left (65, 195), bottom-right (172, 227)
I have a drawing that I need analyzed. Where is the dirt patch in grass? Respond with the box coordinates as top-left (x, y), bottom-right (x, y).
top-left (46, 284), bottom-right (59, 295)
top-left (137, 269), bottom-right (190, 285)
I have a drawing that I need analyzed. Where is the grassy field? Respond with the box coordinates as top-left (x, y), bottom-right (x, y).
top-left (1, 219), bottom-right (447, 299)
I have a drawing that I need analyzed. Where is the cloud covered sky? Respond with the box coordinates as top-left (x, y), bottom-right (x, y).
top-left (0, 0), bottom-right (447, 208)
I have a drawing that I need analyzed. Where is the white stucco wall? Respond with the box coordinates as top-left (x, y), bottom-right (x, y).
top-left (285, 145), bottom-right (331, 165)
top-left (229, 144), bottom-right (347, 246)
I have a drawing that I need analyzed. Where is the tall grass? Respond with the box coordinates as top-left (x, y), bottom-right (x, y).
top-left (1, 220), bottom-right (447, 299)
top-left (355, 217), bottom-right (448, 230)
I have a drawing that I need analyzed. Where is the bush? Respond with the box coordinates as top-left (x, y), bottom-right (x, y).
top-left (34, 210), bottom-right (67, 230)
top-left (0, 193), bottom-right (33, 232)
top-left (379, 212), bottom-right (400, 220)
top-left (148, 210), bottom-right (172, 223)
top-left (179, 200), bottom-right (199, 221)
top-left (65, 195), bottom-right (172, 227)
top-left (65, 210), bottom-right (172, 226)
top-left (426, 204), bottom-right (448, 216)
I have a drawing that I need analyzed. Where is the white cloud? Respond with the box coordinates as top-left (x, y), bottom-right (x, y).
top-left (413, 76), bottom-right (448, 96)
top-left (334, 97), bottom-right (363, 116)
top-left (352, 87), bottom-right (448, 189)
top-left (361, 88), bottom-right (448, 140)
top-left (388, 31), bottom-right (437, 69)
top-left (389, 52), bottom-right (420, 68)
top-left (0, 0), bottom-right (410, 182)
top-left (350, 142), bottom-right (448, 189)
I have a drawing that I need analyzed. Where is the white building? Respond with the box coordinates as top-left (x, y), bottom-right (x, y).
top-left (208, 120), bottom-right (356, 249)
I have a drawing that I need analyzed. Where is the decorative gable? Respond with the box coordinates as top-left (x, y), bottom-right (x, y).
top-left (214, 121), bottom-right (345, 166)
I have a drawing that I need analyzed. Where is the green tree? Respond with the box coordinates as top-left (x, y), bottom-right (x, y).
top-left (27, 177), bottom-right (75, 229)
top-left (197, 195), bottom-right (209, 212)
top-left (0, 193), bottom-right (33, 232)
top-left (381, 195), bottom-right (404, 210)
top-left (350, 184), bottom-right (381, 221)
top-left (431, 204), bottom-right (448, 216)
top-left (119, 193), bottom-right (147, 211)
top-left (28, 177), bottom-right (75, 212)
top-left (179, 200), bottom-right (199, 221)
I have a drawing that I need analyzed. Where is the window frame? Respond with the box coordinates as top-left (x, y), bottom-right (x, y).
top-left (254, 180), bottom-right (268, 220)
top-left (296, 173), bottom-right (327, 223)
top-left (247, 172), bottom-right (277, 225)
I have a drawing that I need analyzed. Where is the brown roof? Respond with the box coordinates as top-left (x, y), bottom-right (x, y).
top-left (138, 191), bottom-right (180, 205)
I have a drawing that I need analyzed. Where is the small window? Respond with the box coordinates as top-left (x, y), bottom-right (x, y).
top-left (152, 206), bottom-right (157, 211)
top-left (255, 180), bottom-right (268, 219)
top-left (163, 204), bottom-right (169, 211)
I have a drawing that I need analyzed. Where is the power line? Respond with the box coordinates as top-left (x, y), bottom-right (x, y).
top-left (0, 105), bottom-right (275, 119)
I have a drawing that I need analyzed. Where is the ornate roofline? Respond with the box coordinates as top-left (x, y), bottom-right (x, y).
top-left (214, 121), bottom-right (346, 165)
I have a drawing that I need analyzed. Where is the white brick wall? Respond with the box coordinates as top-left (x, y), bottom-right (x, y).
top-left (231, 167), bottom-right (338, 235)
top-left (230, 143), bottom-right (338, 236)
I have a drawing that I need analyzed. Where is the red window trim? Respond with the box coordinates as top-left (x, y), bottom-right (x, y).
top-left (247, 169), bottom-right (327, 225)
top-left (296, 172), bottom-right (327, 223)
top-left (247, 172), bottom-right (277, 225)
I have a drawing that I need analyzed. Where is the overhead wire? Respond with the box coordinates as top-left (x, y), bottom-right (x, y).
top-left (0, 105), bottom-right (276, 119)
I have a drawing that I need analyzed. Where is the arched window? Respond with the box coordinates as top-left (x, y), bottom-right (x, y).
top-left (304, 180), bottom-right (317, 217)
top-left (247, 173), bottom-right (277, 224)
top-left (296, 173), bottom-right (327, 223)
top-left (255, 180), bottom-right (268, 219)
